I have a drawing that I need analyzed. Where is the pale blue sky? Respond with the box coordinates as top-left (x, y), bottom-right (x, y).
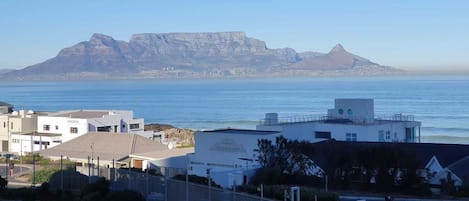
top-left (1, 0), bottom-right (468, 71)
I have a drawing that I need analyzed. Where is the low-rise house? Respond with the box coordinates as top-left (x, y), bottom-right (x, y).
top-left (0, 109), bottom-right (38, 152)
top-left (309, 140), bottom-right (469, 194)
top-left (190, 129), bottom-right (282, 187)
top-left (39, 132), bottom-right (169, 169)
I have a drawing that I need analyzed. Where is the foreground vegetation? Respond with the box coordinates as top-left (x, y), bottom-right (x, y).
top-left (0, 178), bottom-right (145, 201)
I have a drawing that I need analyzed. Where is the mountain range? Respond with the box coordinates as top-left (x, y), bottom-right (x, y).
top-left (1, 32), bottom-right (402, 80)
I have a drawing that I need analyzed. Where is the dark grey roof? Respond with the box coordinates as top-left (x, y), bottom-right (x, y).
top-left (0, 101), bottom-right (13, 107)
top-left (202, 128), bottom-right (280, 135)
top-left (447, 156), bottom-right (469, 182)
top-left (309, 140), bottom-right (469, 172)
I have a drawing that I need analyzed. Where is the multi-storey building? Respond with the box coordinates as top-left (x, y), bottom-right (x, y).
top-left (190, 98), bottom-right (422, 187)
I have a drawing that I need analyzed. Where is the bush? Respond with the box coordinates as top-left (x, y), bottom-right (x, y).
top-left (0, 176), bottom-right (7, 190)
top-left (82, 177), bottom-right (109, 197)
top-left (103, 190), bottom-right (145, 201)
top-left (239, 184), bottom-right (338, 201)
top-left (172, 174), bottom-right (221, 188)
top-left (30, 167), bottom-right (60, 183)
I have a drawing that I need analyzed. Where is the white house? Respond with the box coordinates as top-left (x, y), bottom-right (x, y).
top-left (9, 110), bottom-right (146, 154)
top-left (0, 109), bottom-right (38, 152)
top-left (190, 99), bottom-right (422, 188)
top-left (189, 129), bottom-right (282, 188)
top-left (257, 98), bottom-right (422, 143)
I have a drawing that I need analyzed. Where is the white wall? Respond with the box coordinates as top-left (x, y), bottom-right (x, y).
top-left (328, 99), bottom-right (374, 123)
top-left (38, 116), bottom-right (88, 142)
top-left (190, 131), bottom-right (281, 187)
top-left (10, 134), bottom-right (62, 154)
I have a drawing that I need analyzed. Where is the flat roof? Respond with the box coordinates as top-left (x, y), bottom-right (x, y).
top-left (18, 132), bottom-right (62, 137)
top-left (202, 128), bottom-right (280, 135)
top-left (53, 111), bottom-right (109, 119)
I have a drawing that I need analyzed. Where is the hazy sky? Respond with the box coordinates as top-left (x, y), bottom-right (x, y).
top-left (1, 0), bottom-right (468, 71)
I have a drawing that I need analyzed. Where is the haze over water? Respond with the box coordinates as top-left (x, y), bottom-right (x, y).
top-left (1, 75), bottom-right (469, 143)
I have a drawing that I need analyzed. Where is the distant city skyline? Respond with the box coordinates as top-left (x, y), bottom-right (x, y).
top-left (1, 0), bottom-right (468, 72)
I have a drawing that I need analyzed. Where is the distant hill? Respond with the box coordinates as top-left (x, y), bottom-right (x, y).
top-left (2, 32), bottom-right (403, 80)
top-left (0, 69), bottom-right (15, 75)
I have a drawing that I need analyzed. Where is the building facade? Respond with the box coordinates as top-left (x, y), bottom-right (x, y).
top-left (0, 110), bottom-right (38, 152)
top-left (257, 99), bottom-right (422, 143)
top-left (191, 99), bottom-right (422, 188)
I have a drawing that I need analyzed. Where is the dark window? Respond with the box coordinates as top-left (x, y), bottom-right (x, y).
top-left (70, 127), bottom-right (78, 133)
top-left (315, 131), bottom-right (331, 139)
top-left (129, 123), bottom-right (139, 129)
top-left (43, 125), bottom-right (50, 131)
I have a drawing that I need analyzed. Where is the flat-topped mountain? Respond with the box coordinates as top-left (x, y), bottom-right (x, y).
top-left (2, 32), bottom-right (402, 80)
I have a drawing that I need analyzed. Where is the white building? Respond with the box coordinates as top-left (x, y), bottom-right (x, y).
top-left (10, 110), bottom-right (145, 154)
top-left (191, 99), bottom-right (422, 188)
top-left (189, 129), bottom-right (282, 188)
top-left (257, 98), bottom-right (422, 143)
top-left (0, 110), bottom-right (38, 152)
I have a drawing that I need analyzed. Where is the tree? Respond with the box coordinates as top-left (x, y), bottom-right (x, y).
top-left (253, 136), bottom-right (322, 185)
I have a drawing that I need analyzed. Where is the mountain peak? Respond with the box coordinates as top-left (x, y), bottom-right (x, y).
top-left (90, 33), bottom-right (115, 44)
top-left (329, 43), bottom-right (346, 53)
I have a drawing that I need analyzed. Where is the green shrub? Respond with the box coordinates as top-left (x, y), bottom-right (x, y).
top-left (30, 168), bottom-right (60, 183)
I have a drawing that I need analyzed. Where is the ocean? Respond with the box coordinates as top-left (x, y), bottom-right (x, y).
top-left (1, 75), bottom-right (469, 144)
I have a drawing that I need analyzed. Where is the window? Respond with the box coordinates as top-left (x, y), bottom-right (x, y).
top-left (70, 127), bottom-right (78, 134)
top-left (346, 133), bottom-right (357, 141)
top-left (338, 109), bottom-right (344, 115)
top-left (385, 131), bottom-right (391, 141)
top-left (34, 141), bottom-right (50, 145)
top-left (12, 139), bottom-right (20, 143)
top-left (52, 140), bottom-right (62, 143)
top-left (347, 109), bottom-right (353, 115)
top-left (10, 122), bottom-right (13, 129)
top-left (378, 130), bottom-right (385, 142)
top-left (55, 125), bottom-right (59, 130)
top-left (315, 131), bottom-right (331, 139)
top-left (129, 123), bottom-right (140, 129)
top-left (43, 125), bottom-right (50, 131)
top-left (3, 122), bottom-right (5, 128)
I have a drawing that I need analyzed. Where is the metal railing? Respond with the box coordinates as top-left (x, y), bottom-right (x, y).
top-left (259, 114), bottom-right (416, 126)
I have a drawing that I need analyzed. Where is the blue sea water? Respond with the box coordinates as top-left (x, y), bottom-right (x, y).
top-left (1, 76), bottom-right (469, 141)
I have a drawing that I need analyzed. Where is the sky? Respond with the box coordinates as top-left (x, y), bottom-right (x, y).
top-left (1, 0), bottom-right (468, 71)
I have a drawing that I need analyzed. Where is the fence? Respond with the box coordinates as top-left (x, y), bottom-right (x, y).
top-left (44, 164), bottom-right (273, 201)
top-left (107, 168), bottom-right (274, 201)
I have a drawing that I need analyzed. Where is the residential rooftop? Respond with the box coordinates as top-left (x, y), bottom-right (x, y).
top-left (52, 110), bottom-right (111, 119)
top-left (202, 128), bottom-right (280, 135)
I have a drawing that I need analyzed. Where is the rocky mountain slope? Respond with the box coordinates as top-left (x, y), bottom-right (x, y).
top-left (2, 32), bottom-right (402, 80)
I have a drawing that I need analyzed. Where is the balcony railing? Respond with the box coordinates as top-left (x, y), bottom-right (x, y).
top-left (259, 113), bottom-right (416, 126)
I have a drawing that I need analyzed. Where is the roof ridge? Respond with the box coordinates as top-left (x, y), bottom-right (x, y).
top-left (130, 134), bottom-right (137, 154)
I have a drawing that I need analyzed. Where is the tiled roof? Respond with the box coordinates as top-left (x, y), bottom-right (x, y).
top-left (39, 132), bottom-right (168, 161)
